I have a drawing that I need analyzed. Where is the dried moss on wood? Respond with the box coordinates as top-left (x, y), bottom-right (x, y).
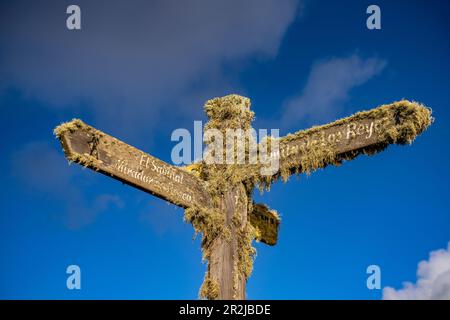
top-left (186, 96), bottom-right (433, 300)
top-left (53, 95), bottom-right (433, 300)
top-left (53, 118), bottom-right (85, 139)
top-left (264, 100), bottom-right (433, 186)
top-left (249, 203), bottom-right (280, 246)
top-left (199, 274), bottom-right (220, 300)
top-left (184, 206), bottom-right (230, 260)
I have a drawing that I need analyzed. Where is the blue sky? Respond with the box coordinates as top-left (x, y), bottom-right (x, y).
top-left (1, 0), bottom-right (449, 299)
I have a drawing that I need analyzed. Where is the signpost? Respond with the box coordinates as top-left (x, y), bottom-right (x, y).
top-left (55, 95), bottom-right (432, 300)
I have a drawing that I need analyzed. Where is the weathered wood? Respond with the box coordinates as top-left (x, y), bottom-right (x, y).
top-left (55, 120), bottom-right (211, 210)
top-left (272, 101), bottom-right (432, 177)
top-left (249, 204), bottom-right (280, 246)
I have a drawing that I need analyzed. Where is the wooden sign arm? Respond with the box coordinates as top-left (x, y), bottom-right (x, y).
top-left (259, 100), bottom-right (433, 182)
top-left (54, 119), bottom-right (212, 210)
top-left (249, 203), bottom-right (280, 246)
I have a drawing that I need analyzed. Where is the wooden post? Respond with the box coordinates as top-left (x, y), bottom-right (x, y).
top-left (207, 184), bottom-right (247, 299)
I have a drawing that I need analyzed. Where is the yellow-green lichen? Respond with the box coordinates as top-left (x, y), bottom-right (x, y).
top-left (67, 153), bottom-right (101, 169)
top-left (184, 206), bottom-right (230, 261)
top-left (236, 223), bottom-right (257, 280)
top-left (54, 96), bottom-right (433, 300)
top-left (189, 97), bottom-right (433, 299)
top-left (256, 100), bottom-right (433, 188)
top-left (249, 203), bottom-right (280, 246)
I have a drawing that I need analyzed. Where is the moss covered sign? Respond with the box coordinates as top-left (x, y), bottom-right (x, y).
top-left (54, 94), bottom-right (432, 300)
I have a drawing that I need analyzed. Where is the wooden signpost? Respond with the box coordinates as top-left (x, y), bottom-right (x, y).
top-left (54, 95), bottom-right (432, 300)
top-left (54, 120), bottom-right (211, 209)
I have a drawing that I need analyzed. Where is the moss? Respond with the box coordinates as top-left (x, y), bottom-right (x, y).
top-left (232, 253), bottom-right (240, 300)
top-left (182, 163), bottom-right (202, 177)
top-left (236, 223), bottom-right (257, 279)
top-left (199, 275), bottom-right (220, 300)
top-left (55, 96), bottom-right (433, 300)
top-left (53, 118), bottom-right (85, 139)
top-left (280, 100), bottom-right (432, 145)
top-left (204, 94), bottom-right (254, 132)
top-left (189, 97), bottom-right (433, 299)
top-left (200, 95), bottom-right (266, 197)
top-left (231, 193), bottom-right (257, 299)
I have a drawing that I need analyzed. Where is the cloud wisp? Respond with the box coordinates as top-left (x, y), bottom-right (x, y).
top-left (383, 242), bottom-right (450, 300)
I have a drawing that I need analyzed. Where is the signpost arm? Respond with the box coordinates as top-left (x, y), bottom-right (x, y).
top-left (260, 100), bottom-right (433, 183)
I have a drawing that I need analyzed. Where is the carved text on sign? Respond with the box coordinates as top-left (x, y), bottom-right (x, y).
top-left (273, 118), bottom-right (390, 160)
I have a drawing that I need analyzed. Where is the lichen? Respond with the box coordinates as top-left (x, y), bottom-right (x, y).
top-left (199, 274), bottom-right (220, 300)
top-left (232, 253), bottom-right (240, 300)
top-left (204, 94), bottom-right (254, 132)
top-left (188, 97), bottom-right (432, 299)
top-left (185, 95), bottom-right (261, 300)
top-left (67, 153), bottom-right (101, 169)
top-left (55, 95), bottom-right (433, 300)
top-left (54, 119), bottom-right (107, 170)
top-left (182, 163), bottom-right (202, 177)
top-left (236, 222), bottom-right (257, 279)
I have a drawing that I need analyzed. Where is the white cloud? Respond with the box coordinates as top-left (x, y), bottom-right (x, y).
top-left (383, 242), bottom-right (450, 300)
top-left (281, 54), bottom-right (386, 128)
